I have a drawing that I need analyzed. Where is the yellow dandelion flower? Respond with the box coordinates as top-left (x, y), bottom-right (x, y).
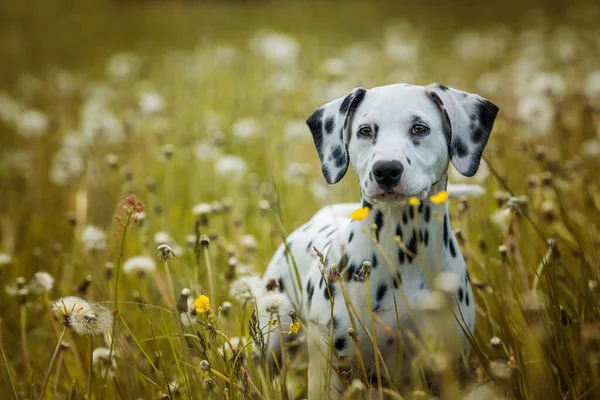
top-left (409, 197), bottom-right (420, 206)
top-left (194, 295), bottom-right (211, 313)
top-left (430, 191), bottom-right (449, 204)
top-left (350, 207), bottom-right (370, 220)
top-left (290, 320), bottom-right (301, 334)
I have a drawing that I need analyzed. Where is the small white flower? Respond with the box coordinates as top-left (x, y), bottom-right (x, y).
top-left (229, 274), bottom-right (265, 302)
top-left (194, 139), bottom-right (221, 161)
top-left (29, 271), bottom-right (54, 294)
top-left (0, 91), bottom-right (21, 124)
top-left (139, 91), bottom-right (166, 114)
top-left (240, 234), bottom-right (257, 252)
top-left (17, 109), bottom-right (49, 139)
top-left (81, 225), bottom-right (107, 253)
top-left (214, 155), bottom-right (248, 178)
top-left (192, 203), bottom-right (212, 217)
top-left (123, 256), bottom-right (157, 276)
top-left (231, 118), bottom-right (259, 140)
top-left (283, 120), bottom-right (308, 141)
top-left (0, 253), bottom-right (12, 266)
top-left (105, 52), bottom-right (141, 82)
top-left (516, 94), bottom-right (555, 137)
top-left (251, 31), bottom-right (300, 66)
top-left (528, 72), bottom-right (566, 97)
top-left (50, 147), bottom-right (85, 186)
top-left (584, 71), bottom-right (600, 99)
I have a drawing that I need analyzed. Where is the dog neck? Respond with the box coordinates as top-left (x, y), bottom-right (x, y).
top-left (343, 173), bottom-right (458, 290)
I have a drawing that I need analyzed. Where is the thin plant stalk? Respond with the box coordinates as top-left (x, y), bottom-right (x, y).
top-left (202, 246), bottom-right (214, 296)
top-left (38, 327), bottom-right (68, 400)
top-left (0, 340), bottom-right (19, 400)
top-left (88, 336), bottom-right (94, 400)
top-left (20, 304), bottom-right (32, 377)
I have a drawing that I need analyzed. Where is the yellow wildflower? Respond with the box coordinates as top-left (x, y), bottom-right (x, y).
top-left (194, 295), bottom-right (211, 313)
top-left (290, 320), bottom-right (301, 334)
top-left (350, 207), bottom-right (370, 220)
top-left (409, 197), bottom-right (420, 206)
top-left (430, 191), bottom-right (449, 204)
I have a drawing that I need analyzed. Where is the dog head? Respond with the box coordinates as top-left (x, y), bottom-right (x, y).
top-left (306, 83), bottom-right (499, 204)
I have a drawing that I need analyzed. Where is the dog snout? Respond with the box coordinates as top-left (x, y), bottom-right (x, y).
top-left (372, 160), bottom-right (404, 189)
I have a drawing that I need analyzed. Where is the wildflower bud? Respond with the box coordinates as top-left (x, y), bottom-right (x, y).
top-left (454, 229), bottom-right (465, 245)
top-left (547, 238), bottom-right (560, 260)
top-left (162, 144), bottom-right (174, 160)
top-left (498, 245), bottom-right (509, 263)
top-left (478, 236), bottom-right (487, 253)
top-left (157, 244), bottom-right (176, 262)
top-left (541, 172), bottom-right (552, 186)
top-left (18, 288), bottom-right (29, 305)
top-left (145, 176), bottom-right (156, 193)
top-left (203, 379), bottom-right (215, 394)
top-left (221, 301), bottom-right (232, 317)
top-left (16, 277), bottom-right (27, 290)
top-left (211, 201), bottom-right (222, 214)
top-left (541, 201), bottom-right (557, 222)
top-left (77, 275), bottom-right (92, 296)
top-left (154, 203), bottom-right (163, 215)
top-left (222, 197), bottom-right (233, 212)
top-left (100, 262), bottom-right (112, 281)
top-left (258, 199), bottom-right (270, 215)
top-left (490, 336), bottom-right (502, 348)
top-left (527, 175), bottom-right (539, 189)
top-left (534, 146), bottom-right (547, 161)
top-left (199, 359), bottom-right (210, 371)
top-left (67, 212), bottom-right (77, 227)
top-left (59, 342), bottom-right (71, 351)
top-left (358, 261), bottom-right (372, 279)
top-left (121, 165), bottom-right (133, 182)
top-left (106, 153), bottom-right (119, 170)
top-left (265, 278), bottom-right (279, 292)
top-left (177, 288), bottom-right (191, 313)
top-left (200, 235), bottom-right (210, 247)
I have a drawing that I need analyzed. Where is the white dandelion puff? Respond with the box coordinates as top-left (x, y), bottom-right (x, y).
top-left (123, 256), bottom-right (157, 276)
top-left (584, 71), bottom-right (600, 99)
top-left (491, 208), bottom-right (511, 236)
top-left (284, 162), bottom-right (311, 183)
top-left (29, 271), bottom-right (55, 294)
top-left (229, 274), bottom-right (265, 302)
top-left (69, 304), bottom-right (113, 336)
top-left (240, 234), bottom-right (257, 252)
top-left (138, 91), bottom-right (166, 115)
top-left (192, 203), bottom-right (212, 217)
top-left (80, 99), bottom-right (125, 145)
top-left (516, 94), bottom-right (555, 137)
top-left (105, 52), bottom-right (141, 82)
top-left (92, 347), bottom-right (118, 378)
top-left (194, 139), bottom-right (221, 161)
top-left (154, 231), bottom-right (173, 246)
top-left (17, 109), bottom-right (49, 139)
top-left (214, 155), bottom-right (248, 178)
top-left (256, 292), bottom-right (289, 316)
top-left (283, 120), bottom-right (308, 141)
top-left (81, 225), bottom-right (107, 253)
top-left (231, 118), bottom-right (260, 140)
top-left (49, 147), bottom-right (85, 186)
top-left (251, 31), bottom-right (300, 66)
top-left (0, 253), bottom-right (12, 267)
top-left (581, 139), bottom-right (600, 158)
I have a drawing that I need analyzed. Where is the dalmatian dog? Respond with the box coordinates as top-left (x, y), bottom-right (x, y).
top-left (261, 83), bottom-right (498, 398)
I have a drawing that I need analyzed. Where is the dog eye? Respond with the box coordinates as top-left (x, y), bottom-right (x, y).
top-left (358, 126), bottom-right (373, 136)
top-left (411, 124), bottom-right (429, 134)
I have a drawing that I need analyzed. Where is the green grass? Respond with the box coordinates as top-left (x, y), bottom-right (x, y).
top-left (1, 0), bottom-right (600, 398)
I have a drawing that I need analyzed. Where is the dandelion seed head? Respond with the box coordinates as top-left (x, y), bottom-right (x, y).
top-left (50, 147), bottom-right (85, 186)
top-left (153, 231), bottom-right (173, 246)
top-left (69, 304), bottom-right (113, 336)
top-left (231, 117), bottom-right (260, 140)
top-left (434, 271), bottom-right (462, 296)
top-left (192, 203), bottom-right (212, 217)
top-left (240, 234), bottom-right (257, 252)
top-left (257, 292), bottom-right (288, 315)
top-left (30, 271), bottom-right (54, 294)
top-left (139, 91), bottom-right (166, 115)
top-left (81, 225), bottom-right (107, 253)
top-left (17, 109), bottom-right (49, 139)
top-left (214, 155), bottom-right (248, 178)
top-left (229, 274), bottom-right (264, 302)
top-left (123, 255), bottom-right (156, 276)
top-left (92, 347), bottom-right (117, 378)
top-left (105, 51), bottom-right (141, 82)
top-left (251, 31), bottom-right (300, 66)
top-left (0, 253), bottom-right (13, 267)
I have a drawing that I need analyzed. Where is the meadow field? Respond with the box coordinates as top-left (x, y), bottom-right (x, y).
top-left (1, 0), bottom-right (600, 398)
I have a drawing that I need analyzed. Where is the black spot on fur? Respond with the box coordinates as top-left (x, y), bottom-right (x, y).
top-left (372, 304), bottom-right (381, 312)
top-left (458, 287), bottom-right (464, 302)
top-left (331, 145), bottom-right (346, 168)
top-left (344, 263), bottom-right (357, 281)
top-left (319, 276), bottom-right (324, 289)
top-left (452, 137), bottom-right (469, 158)
top-left (429, 91), bottom-right (443, 106)
top-left (306, 280), bottom-right (314, 304)
top-left (376, 283), bottom-right (387, 302)
top-left (387, 337), bottom-right (395, 346)
top-left (369, 171), bottom-right (373, 181)
top-left (324, 116), bottom-right (335, 135)
top-left (398, 248), bottom-right (405, 264)
top-left (322, 165), bottom-right (331, 183)
top-left (348, 231), bottom-right (354, 243)
top-left (328, 316), bottom-right (339, 332)
top-left (362, 199), bottom-right (373, 209)
top-left (418, 202), bottom-right (424, 213)
top-left (324, 230), bottom-right (335, 239)
top-left (465, 270), bottom-right (471, 284)
top-left (302, 223), bottom-right (312, 231)
top-left (406, 156), bottom-right (411, 165)
top-left (449, 239), bottom-right (457, 258)
top-left (324, 282), bottom-right (336, 300)
top-left (437, 84), bottom-right (450, 91)
top-left (343, 89), bottom-right (367, 129)
top-left (371, 255), bottom-right (379, 269)
top-left (318, 225), bottom-right (330, 233)
top-left (443, 215), bottom-right (449, 247)
top-left (472, 100), bottom-right (499, 144)
top-left (307, 108), bottom-right (324, 157)
top-left (374, 210), bottom-right (384, 243)
top-left (278, 278), bottom-right (285, 293)
top-left (406, 232), bottom-right (418, 263)
top-left (334, 336), bottom-right (347, 351)
top-left (402, 212), bottom-right (408, 225)
top-left (305, 240), bottom-right (313, 252)
top-left (424, 206), bottom-right (431, 223)
top-left (424, 230), bottom-right (429, 246)
top-left (420, 281), bottom-right (425, 290)
top-left (339, 93), bottom-right (353, 114)
top-left (409, 206), bottom-right (414, 220)
top-left (465, 292), bottom-right (470, 306)
top-left (396, 224), bottom-right (403, 239)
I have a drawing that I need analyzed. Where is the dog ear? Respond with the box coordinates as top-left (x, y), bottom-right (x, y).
top-left (425, 84), bottom-right (499, 177)
top-left (306, 88), bottom-right (367, 184)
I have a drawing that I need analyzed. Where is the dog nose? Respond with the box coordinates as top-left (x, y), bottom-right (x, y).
top-left (372, 160), bottom-right (403, 189)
